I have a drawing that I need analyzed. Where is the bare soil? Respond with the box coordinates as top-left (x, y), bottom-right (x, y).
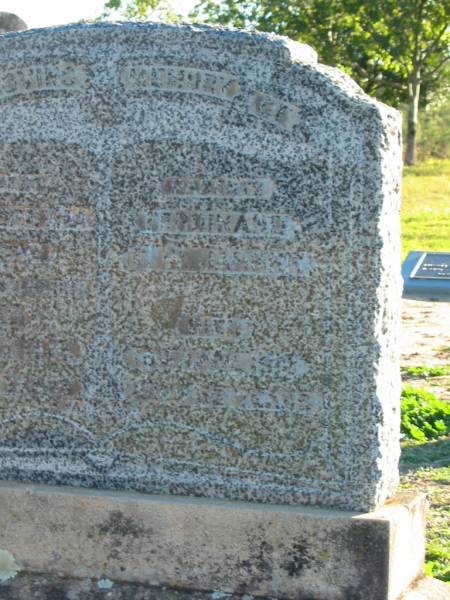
top-left (401, 299), bottom-right (450, 401)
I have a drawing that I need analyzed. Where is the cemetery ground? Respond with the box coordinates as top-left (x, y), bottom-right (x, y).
top-left (399, 157), bottom-right (450, 584)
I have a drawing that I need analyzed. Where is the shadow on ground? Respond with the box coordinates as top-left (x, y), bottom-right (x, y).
top-left (400, 437), bottom-right (450, 473)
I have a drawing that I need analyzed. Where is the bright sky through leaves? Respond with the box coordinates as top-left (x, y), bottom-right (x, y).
top-left (0, 0), bottom-right (195, 29)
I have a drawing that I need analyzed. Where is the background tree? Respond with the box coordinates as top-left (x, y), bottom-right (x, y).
top-left (102, 0), bottom-right (181, 22)
top-left (190, 0), bottom-right (450, 165)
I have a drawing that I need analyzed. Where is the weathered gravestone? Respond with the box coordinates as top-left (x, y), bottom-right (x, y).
top-left (0, 12), bottom-right (27, 35)
top-left (0, 23), bottom-right (426, 600)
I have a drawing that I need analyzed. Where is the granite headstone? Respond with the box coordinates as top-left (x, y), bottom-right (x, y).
top-left (0, 23), bottom-right (402, 512)
top-left (0, 12), bottom-right (27, 35)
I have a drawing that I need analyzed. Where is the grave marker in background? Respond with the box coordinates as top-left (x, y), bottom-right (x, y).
top-left (403, 251), bottom-right (450, 301)
top-left (0, 12), bottom-right (27, 34)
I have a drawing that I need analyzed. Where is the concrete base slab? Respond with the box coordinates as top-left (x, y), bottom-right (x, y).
top-left (0, 482), bottom-right (427, 600)
top-left (401, 577), bottom-right (450, 600)
top-left (1, 573), bottom-right (448, 600)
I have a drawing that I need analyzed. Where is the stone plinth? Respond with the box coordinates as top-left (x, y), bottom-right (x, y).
top-left (0, 482), bottom-right (426, 600)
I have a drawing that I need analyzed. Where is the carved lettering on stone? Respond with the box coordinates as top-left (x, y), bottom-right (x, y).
top-left (0, 62), bottom-right (87, 99)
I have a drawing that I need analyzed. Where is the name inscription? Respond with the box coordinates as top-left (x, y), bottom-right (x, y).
top-left (0, 61), bottom-right (301, 131)
top-left (0, 205), bottom-right (95, 231)
top-left (249, 92), bottom-right (301, 131)
top-left (0, 62), bottom-right (87, 100)
top-left (120, 64), bottom-right (300, 131)
top-left (2, 338), bottom-right (84, 365)
top-left (0, 173), bottom-right (51, 193)
top-left (163, 312), bottom-right (252, 340)
top-left (0, 240), bottom-right (93, 272)
top-left (122, 245), bottom-right (311, 277)
top-left (125, 381), bottom-right (320, 413)
top-left (126, 349), bottom-right (309, 380)
top-left (120, 64), bottom-right (241, 100)
top-left (0, 278), bottom-right (92, 311)
top-left (160, 176), bottom-right (274, 198)
top-left (138, 209), bottom-right (301, 239)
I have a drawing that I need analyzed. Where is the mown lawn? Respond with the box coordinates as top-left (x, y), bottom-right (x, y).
top-left (401, 158), bottom-right (450, 261)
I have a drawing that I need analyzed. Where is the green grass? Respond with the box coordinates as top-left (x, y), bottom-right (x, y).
top-left (401, 158), bottom-right (450, 261)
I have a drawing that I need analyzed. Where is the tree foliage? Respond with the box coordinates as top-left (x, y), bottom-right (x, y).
top-left (102, 0), bottom-right (181, 22)
top-left (417, 91), bottom-right (450, 158)
top-left (191, 0), bottom-right (450, 163)
top-left (192, 1), bottom-right (449, 104)
top-left (103, 0), bottom-right (450, 163)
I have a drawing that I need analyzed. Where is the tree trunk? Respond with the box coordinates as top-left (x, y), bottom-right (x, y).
top-left (405, 67), bottom-right (421, 165)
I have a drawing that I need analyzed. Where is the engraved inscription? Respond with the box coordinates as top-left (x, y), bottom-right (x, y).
top-left (158, 311), bottom-right (252, 339)
top-left (160, 176), bottom-right (274, 198)
top-left (120, 64), bottom-right (301, 132)
top-left (1, 338), bottom-right (84, 366)
top-left (0, 373), bottom-right (80, 402)
top-left (0, 174), bottom-right (51, 193)
top-left (120, 64), bottom-right (241, 100)
top-left (125, 381), bottom-right (321, 413)
top-left (139, 296), bottom-right (252, 340)
top-left (11, 277), bottom-right (90, 298)
top-left (126, 348), bottom-right (309, 380)
top-left (177, 315), bottom-right (252, 339)
top-left (0, 145), bottom-right (98, 443)
top-left (121, 245), bottom-right (312, 277)
top-left (0, 278), bottom-right (92, 320)
top-left (0, 205), bottom-right (95, 231)
top-left (138, 210), bottom-right (301, 239)
top-left (0, 62), bottom-right (87, 100)
top-left (0, 241), bottom-right (56, 271)
top-left (0, 240), bottom-right (93, 272)
top-left (249, 92), bottom-right (300, 131)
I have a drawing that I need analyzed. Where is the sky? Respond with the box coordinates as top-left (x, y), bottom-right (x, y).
top-left (0, 0), bottom-right (196, 29)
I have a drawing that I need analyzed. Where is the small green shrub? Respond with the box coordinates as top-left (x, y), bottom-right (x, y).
top-left (402, 365), bottom-right (450, 379)
top-left (401, 387), bottom-right (450, 441)
top-left (425, 542), bottom-right (450, 582)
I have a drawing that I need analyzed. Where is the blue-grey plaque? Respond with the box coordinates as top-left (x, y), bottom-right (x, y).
top-left (402, 251), bottom-right (450, 301)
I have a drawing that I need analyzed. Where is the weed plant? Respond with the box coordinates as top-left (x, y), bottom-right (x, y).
top-left (401, 387), bottom-right (450, 441)
top-left (402, 365), bottom-right (450, 379)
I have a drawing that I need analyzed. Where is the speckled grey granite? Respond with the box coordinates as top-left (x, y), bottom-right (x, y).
top-left (0, 22), bottom-right (403, 511)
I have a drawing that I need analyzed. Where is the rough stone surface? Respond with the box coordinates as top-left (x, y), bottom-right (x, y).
top-left (0, 13), bottom-right (27, 35)
top-left (0, 22), bottom-right (402, 511)
top-left (0, 482), bottom-right (427, 600)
